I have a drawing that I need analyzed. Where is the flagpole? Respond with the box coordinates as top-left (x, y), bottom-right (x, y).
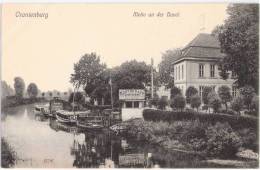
top-left (151, 58), bottom-right (154, 99)
top-left (110, 72), bottom-right (113, 110)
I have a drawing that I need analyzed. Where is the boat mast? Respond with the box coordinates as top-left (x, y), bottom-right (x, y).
top-left (151, 58), bottom-right (154, 99)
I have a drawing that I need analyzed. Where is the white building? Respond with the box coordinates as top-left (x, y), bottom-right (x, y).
top-left (173, 33), bottom-right (237, 97)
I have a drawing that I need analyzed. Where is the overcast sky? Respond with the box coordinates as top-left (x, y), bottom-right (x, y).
top-left (2, 3), bottom-right (228, 91)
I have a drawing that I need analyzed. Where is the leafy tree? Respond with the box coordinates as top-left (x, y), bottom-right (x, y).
top-left (41, 92), bottom-right (45, 97)
top-left (158, 49), bottom-right (181, 88)
top-left (49, 92), bottom-right (53, 98)
top-left (27, 83), bottom-right (38, 98)
top-left (208, 91), bottom-right (221, 113)
top-left (1, 81), bottom-right (14, 99)
top-left (239, 85), bottom-right (255, 110)
top-left (185, 86), bottom-right (198, 104)
top-left (231, 96), bottom-right (244, 115)
top-left (202, 87), bottom-right (213, 105)
top-left (157, 97), bottom-right (168, 110)
top-left (70, 53), bottom-right (106, 96)
top-left (170, 86), bottom-right (182, 99)
top-left (68, 92), bottom-right (85, 104)
top-left (170, 94), bottom-right (186, 111)
top-left (14, 77), bottom-right (25, 99)
top-left (216, 4), bottom-right (259, 91)
top-left (217, 85), bottom-right (232, 110)
top-left (190, 94), bottom-right (201, 111)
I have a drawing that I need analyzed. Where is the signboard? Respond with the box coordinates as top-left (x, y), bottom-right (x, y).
top-left (119, 154), bottom-right (145, 166)
top-left (119, 89), bottom-right (145, 100)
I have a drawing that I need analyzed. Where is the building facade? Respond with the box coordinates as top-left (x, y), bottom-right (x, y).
top-left (173, 33), bottom-right (237, 97)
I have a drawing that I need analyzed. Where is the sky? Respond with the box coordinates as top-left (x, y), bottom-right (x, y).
top-left (2, 3), bottom-right (228, 92)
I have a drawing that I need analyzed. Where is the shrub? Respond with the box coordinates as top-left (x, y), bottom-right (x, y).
top-left (208, 91), bottom-right (221, 113)
top-left (217, 85), bottom-right (232, 110)
top-left (239, 85), bottom-right (255, 110)
top-left (157, 97), bottom-right (168, 110)
top-left (190, 94), bottom-right (201, 111)
top-left (251, 95), bottom-right (259, 113)
top-left (231, 96), bottom-right (244, 114)
top-left (170, 95), bottom-right (186, 111)
top-left (202, 87), bottom-right (213, 105)
top-left (205, 122), bottom-right (242, 158)
top-left (142, 109), bottom-right (258, 130)
top-left (185, 86), bottom-right (198, 104)
top-left (170, 86), bottom-right (182, 99)
top-left (150, 96), bottom-right (159, 107)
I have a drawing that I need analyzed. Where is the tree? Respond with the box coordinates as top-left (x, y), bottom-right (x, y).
top-left (49, 92), bottom-right (53, 98)
top-left (70, 53), bottom-right (106, 96)
top-left (251, 95), bottom-right (259, 112)
top-left (158, 49), bottom-right (181, 88)
top-left (208, 91), bottom-right (221, 113)
top-left (216, 4), bottom-right (259, 91)
top-left (217, 85), bottom-right (232, 110)
top-left (14, 77), bottom-right (25, 99)
top-left (170, 94), bottom-right (186, 111)
top-left (170, 86), bottom-right (182, 99)
top-left (1, 81), bottom-right (14, 99)
top-left (202, 86), bottom-right (213, 105)
top-left (27, 83), bottom-right (38, 98)
top-left (185, 86), bottom-right (198, 104)
top-left (68, 92), bottom-right (85, 104)
top-left (190, 94), bottom-right (201, 111)
top-left (231, 96), bottom-right (244, 115)
top-left (157, 97), bottom-right (168, 110)
top-left (239, 85), bottom-right (255, 110)
top-left (41, 92), bottom-right (45, 97)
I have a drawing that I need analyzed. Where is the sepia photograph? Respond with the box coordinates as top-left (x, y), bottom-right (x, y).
top-left (1, 2), bottom-right (259, 168)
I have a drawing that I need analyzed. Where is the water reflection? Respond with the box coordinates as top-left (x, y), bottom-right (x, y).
top-left (2, 104), bottom-right (206, 168)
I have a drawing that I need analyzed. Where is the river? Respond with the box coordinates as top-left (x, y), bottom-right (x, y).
top-left (2, 104), bottom-right (211, 168)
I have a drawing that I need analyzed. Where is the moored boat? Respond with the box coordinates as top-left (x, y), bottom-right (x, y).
top-left (34, 104), bottom-right (50, 116)
top-left (56, 110), bottom-right (78, 124)
top-left (76, 121), bottom-right (104, 131)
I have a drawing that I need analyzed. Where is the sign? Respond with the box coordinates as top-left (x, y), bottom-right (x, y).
top-left (119, 89), bottom-right (145, 100)
top-left (119, 154), bottom-right (145, 166)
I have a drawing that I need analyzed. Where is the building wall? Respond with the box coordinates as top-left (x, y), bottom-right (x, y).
top-left (174, 59), bottom-right (236, 96)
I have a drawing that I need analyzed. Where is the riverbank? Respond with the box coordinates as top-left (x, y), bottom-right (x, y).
top-left (1, 138), bottom-right (16, 168)
top-left (1, 97), bottom-right (46, 110)
top-left (121, 118), bottom-right (258, 168)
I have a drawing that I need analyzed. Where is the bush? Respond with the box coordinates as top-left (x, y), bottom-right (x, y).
top-left (251, 95), bottom-right (259, 113)
top-left (142, 109), bottom-right (258, 130)
top-left (185, 86), bottom-right (198, 104)
top-left (205, 122), bottom-right (242, 158)
top-left (202, 87), bottom-right (213, 105)
top-left (149, 96), bottom-right (159, 107)
top-left (231, 96), bottom-right (244, 114)
top-left (208, 91), bottom-right (221, 113)
top-left (190, 94), bottom-right (201, 111)
top-left (157, 97), bottom-right (168, 110)
top-left (217, 85), bottom-right (232, 110)
top-left (170, 95), bottom-right (186, 111)
top-left (239, 85), bottom-right (255, 110)
top-left (170, 86), bottom-right (182, 99)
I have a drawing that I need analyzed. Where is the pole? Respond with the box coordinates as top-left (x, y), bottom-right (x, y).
top-left (110, 73), bottom-right (113, 110)
top-left (151, 58), bottom-right (154, 99)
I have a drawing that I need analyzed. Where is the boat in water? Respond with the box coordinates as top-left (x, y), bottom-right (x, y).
top-left (77, 116), bottom-right (104, 131)
top-left (34, 104), bottom-right (50, 117)
top-left (56, 110), bottom-right (78, 124)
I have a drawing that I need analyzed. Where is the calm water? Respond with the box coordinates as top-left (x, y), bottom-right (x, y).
top-left (1, 104), bottom-right (206, 168)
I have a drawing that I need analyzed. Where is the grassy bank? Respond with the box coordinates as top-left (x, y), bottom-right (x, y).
top-left (123, 118), bottom-right (258, 160)
top-left (1, 138), bottom-right (16, 168)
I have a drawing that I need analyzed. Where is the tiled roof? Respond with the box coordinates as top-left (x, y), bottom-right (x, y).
top-left (174, 33), bottom-right (224, 63)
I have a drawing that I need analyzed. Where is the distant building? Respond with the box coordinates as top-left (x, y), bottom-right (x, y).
top-left (173, 33), bottom-right (237, 97)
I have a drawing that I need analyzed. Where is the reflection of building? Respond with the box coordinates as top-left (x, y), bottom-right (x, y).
top-left (119, 89), bottom-right (145, 121)
top-left (173, 33), bottom-right (237, 97)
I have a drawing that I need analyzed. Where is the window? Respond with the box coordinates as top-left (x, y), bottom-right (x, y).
top-left (199, 64), bottom-right (204, 77)
top-left (199, 86), bottom-right (204, 97)
top-left (134, 101), bottom-right (139, 108)
top-left (182, 65), bottom-right (184, 80)
top-left (178, 65), bottom-right (180, 80)
top-left (210, 64), bottom-right (215, 77)
top-left (126, 102), bottom-right (132, 108)
top-left (232, 86), bottom-right (237, 97)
